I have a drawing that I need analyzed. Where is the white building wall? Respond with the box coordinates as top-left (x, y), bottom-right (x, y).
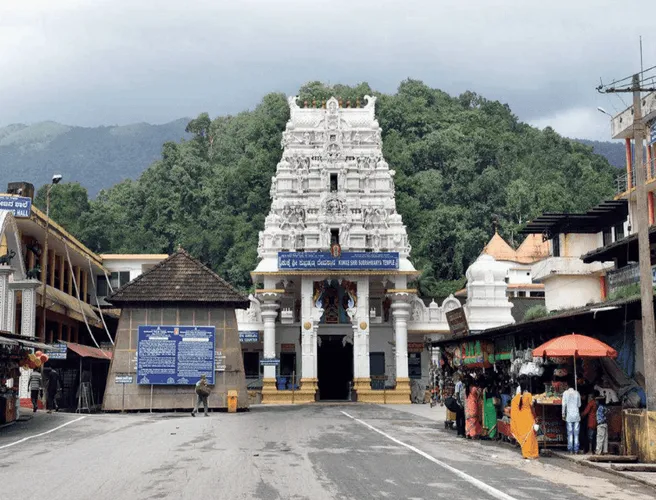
top-left (560, 233), bottom-right (602, 258)
top-left (102, 257), bottom-right (165, 281)
top-left (543, 275), bottom-right (602, 311)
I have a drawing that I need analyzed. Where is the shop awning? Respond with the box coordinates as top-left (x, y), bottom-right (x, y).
top-left (0, 331), bottom-right (50, 350)
top-left (65, 342), bottom-right (112, 360)
top-left (36, 285), bottom-right (103, 328)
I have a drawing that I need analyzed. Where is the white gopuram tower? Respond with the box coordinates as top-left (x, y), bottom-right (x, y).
top-left (241, 96), bottom-right (516, 404)
top-left (251, 96), bottom-right (418, 404)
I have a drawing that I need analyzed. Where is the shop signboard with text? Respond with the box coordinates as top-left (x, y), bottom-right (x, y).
top-left (137, 325), bottom-right (215, 385)
top-left (278, 251), bottom-right (399, 270)
top-left (0, 196), bottom-right (31, 218)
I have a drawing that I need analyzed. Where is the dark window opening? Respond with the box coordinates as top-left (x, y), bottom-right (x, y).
top-left (517, 291), bottom-right (526, 297)
top-left (552, 236), bottom-right (560, 257)
top-left (614, 223), bottom-right (625, 241)
top-left (330, 173), bottom-right (338, 192)
top-left (370, 352), bottom-right (385, 390)
top-left (97, 276), bottom-right (108, 296)
top-left (408, 353), bottom-right (422, 379)
top-left (331, 229), bottom-right (339, 245)
top-left (603, 228), bottom-right (613, 247)
top-left (243, 352), bottom-right (260, 378)
top-left (531, 291), bottom-right (545, 297)
top-left (280, 352), bottom-right (296, 377)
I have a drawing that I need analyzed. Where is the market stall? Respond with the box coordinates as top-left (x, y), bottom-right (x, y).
top-left (532, 333), bottom-right (618, 450)
top-left (0, 333), bottom-right (50, 425)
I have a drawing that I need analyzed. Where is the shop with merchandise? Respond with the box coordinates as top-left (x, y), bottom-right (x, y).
top-left (0, 332), bottom-right (49, 425)
top-left (433, 302), bottom-right (645, 454)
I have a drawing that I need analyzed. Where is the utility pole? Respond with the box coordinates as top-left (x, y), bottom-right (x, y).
top-left (599, 72), bottom-right (656, 408)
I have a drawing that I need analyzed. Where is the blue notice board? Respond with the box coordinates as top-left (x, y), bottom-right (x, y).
top-left (137, 325), bottom-right (215, 385)
top-left (650, 122), bottom-right (656, 145)
top-left (0, 196), bottom-right (32, 218)
top-left (239, 331), bottom-right (260, 342)
top-left (278, 251), bottom-right (399, 271)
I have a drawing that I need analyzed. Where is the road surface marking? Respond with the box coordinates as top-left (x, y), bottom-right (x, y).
top-left (341, 411), bottom-right (517, 500)
top-left (0, 416), bottom-right (86, 450)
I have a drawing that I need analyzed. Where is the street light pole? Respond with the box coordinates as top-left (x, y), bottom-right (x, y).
top-left (39, 175), bottom-right (62, 343)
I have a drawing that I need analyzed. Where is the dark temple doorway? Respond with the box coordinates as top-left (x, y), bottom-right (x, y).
top-left (317, 335), bottom-right (353, 401)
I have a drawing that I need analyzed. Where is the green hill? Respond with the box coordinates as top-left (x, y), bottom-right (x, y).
top-left (33, 80), bottom-right (618, 295)
top-left (574, 139), bottom-right (625, 169)
top-left (0, 119), bottom-right (189, 196)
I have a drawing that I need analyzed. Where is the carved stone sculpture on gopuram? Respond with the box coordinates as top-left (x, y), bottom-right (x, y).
top-left (258, 96), bottom-right (411, 257)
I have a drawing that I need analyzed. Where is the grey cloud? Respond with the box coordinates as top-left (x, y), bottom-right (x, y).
top-left (0, 0), bottom-right (652, 140)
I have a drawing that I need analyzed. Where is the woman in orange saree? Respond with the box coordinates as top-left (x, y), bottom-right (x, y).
top-left (465, 383), bottom-right (483, 438)
top-left (510, 383), bottom-right (539, 459)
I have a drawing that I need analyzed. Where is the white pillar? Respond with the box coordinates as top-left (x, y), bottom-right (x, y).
top-left (20, 282), bottom-right (39, 337)
top-left (6, 284), bottom-right (15, 333)
top-left (353, 278), bottom-right (370, 381)
top-left (0, 266), bottom-right (11, 331)
top-left (300, 277), bottom-right (317, 381)
top-left (261, 300), bottom-right (279, 381)
top-left (391, 296), bottom-right (411, 380)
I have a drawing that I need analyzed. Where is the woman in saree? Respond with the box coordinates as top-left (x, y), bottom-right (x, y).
top-left (483, 384), bottom-right (497, 439)
top-left (465, 379), bottom-right (483, 438)
top-left (510, 379), bottom-right (539, 459)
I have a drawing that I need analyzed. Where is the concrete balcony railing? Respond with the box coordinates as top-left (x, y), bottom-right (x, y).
top-left (531, 257), bottom-right (613, 282)
top-left (611, 91), bottom-right (656, 139)
top-left (615, 158), bottom-right (656, 196)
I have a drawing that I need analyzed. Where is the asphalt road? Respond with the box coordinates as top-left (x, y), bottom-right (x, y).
top-left (1, 404), bottom-right (653, 500)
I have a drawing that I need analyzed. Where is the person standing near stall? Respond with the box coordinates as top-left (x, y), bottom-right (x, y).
top-left (510, 379), bottom-right (539, 459)
top-left (562, 380), bottom-right (582, 454)
top-left (595, 396), bottom-right (609, 455)
top-left (454, 373), bottom-right (466, 437)
top-left (465, 378), bottom-right (483, 439)
top-left (581, 391), bottom-right (598, 454)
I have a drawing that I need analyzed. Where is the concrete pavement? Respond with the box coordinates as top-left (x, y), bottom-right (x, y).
top-left (1, 404), bottom-right (654, 499)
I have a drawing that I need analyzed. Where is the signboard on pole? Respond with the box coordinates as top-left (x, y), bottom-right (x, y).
top-left (446, 307), bottom-right (469, 337)
top-left (0, 196), bottom-right (32, 218)
top-left (239, 331), bottom-right (260, 343)
top-left (115, 374), bottom-right (133, 384)
top-left (650, 122), bottom-right (656, 145)
top-left (136, 325), bottom-right (215, 385)
top-left (46, 341), bottom-right (67, 360)
top-left (260, 358), bottom-right (280, 366)
top-left (278, 251), bottom-right (399, 271)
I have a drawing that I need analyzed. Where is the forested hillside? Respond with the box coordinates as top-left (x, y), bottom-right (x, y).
top-left (0, 119), bottom-right (189, 195)
top-left (34, 80), bottom-right (618, 295)
top-left (575, 139), bottom-right (625, 169)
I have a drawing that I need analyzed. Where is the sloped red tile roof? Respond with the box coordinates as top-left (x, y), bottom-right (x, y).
top-left (107, 248), bottom-right (249, 307)
top-left (66, 342), bottom-right (112, 360)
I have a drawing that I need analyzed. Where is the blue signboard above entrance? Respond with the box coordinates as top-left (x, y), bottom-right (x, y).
top-left (0, 196), bottom-right (32, 218)
top-left (278, 252), bottom-right (399, 271)
top-left (137, 325), bottom-right (215, 385)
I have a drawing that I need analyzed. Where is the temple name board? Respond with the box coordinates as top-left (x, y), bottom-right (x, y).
top-left (446, 307), bottom-right (469, 337)
top-left (278, 251), bottom-right (399, 271)
top-left (136, 325), bottom-right (215, 385)
top-left (0, 196), bottom-right (31, 218)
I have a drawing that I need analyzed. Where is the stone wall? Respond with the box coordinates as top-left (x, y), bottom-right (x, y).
top-left (103, 305), bottom-right (248, 411)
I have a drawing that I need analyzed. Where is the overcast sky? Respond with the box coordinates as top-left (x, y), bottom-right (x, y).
top-left (0, 0), bottom-right (653, 140)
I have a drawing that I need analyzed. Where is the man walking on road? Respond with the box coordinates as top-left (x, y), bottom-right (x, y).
top-left (191, 374), bottom-right (210, 417)
top-left (46, 369), bottom-right (61, 414)
top-left (28, 370), bottom-right (42, 412)
top-left (562, 380), bottom-right (582, 454)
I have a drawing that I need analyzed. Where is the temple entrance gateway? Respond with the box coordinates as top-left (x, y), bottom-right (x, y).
top-left (248, 95), bottom-right (420, 405)
top-left (317, 335), bottom-right (353, 401)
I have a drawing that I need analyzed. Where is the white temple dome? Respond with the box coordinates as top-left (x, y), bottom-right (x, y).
top-left (466, 254), bottom-right (506, 284)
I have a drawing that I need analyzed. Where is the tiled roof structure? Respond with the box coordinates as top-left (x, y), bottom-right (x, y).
top-left (481, 232), bottom-right (549, 264)
top-left (107, 248), bottom-right (249, 307)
